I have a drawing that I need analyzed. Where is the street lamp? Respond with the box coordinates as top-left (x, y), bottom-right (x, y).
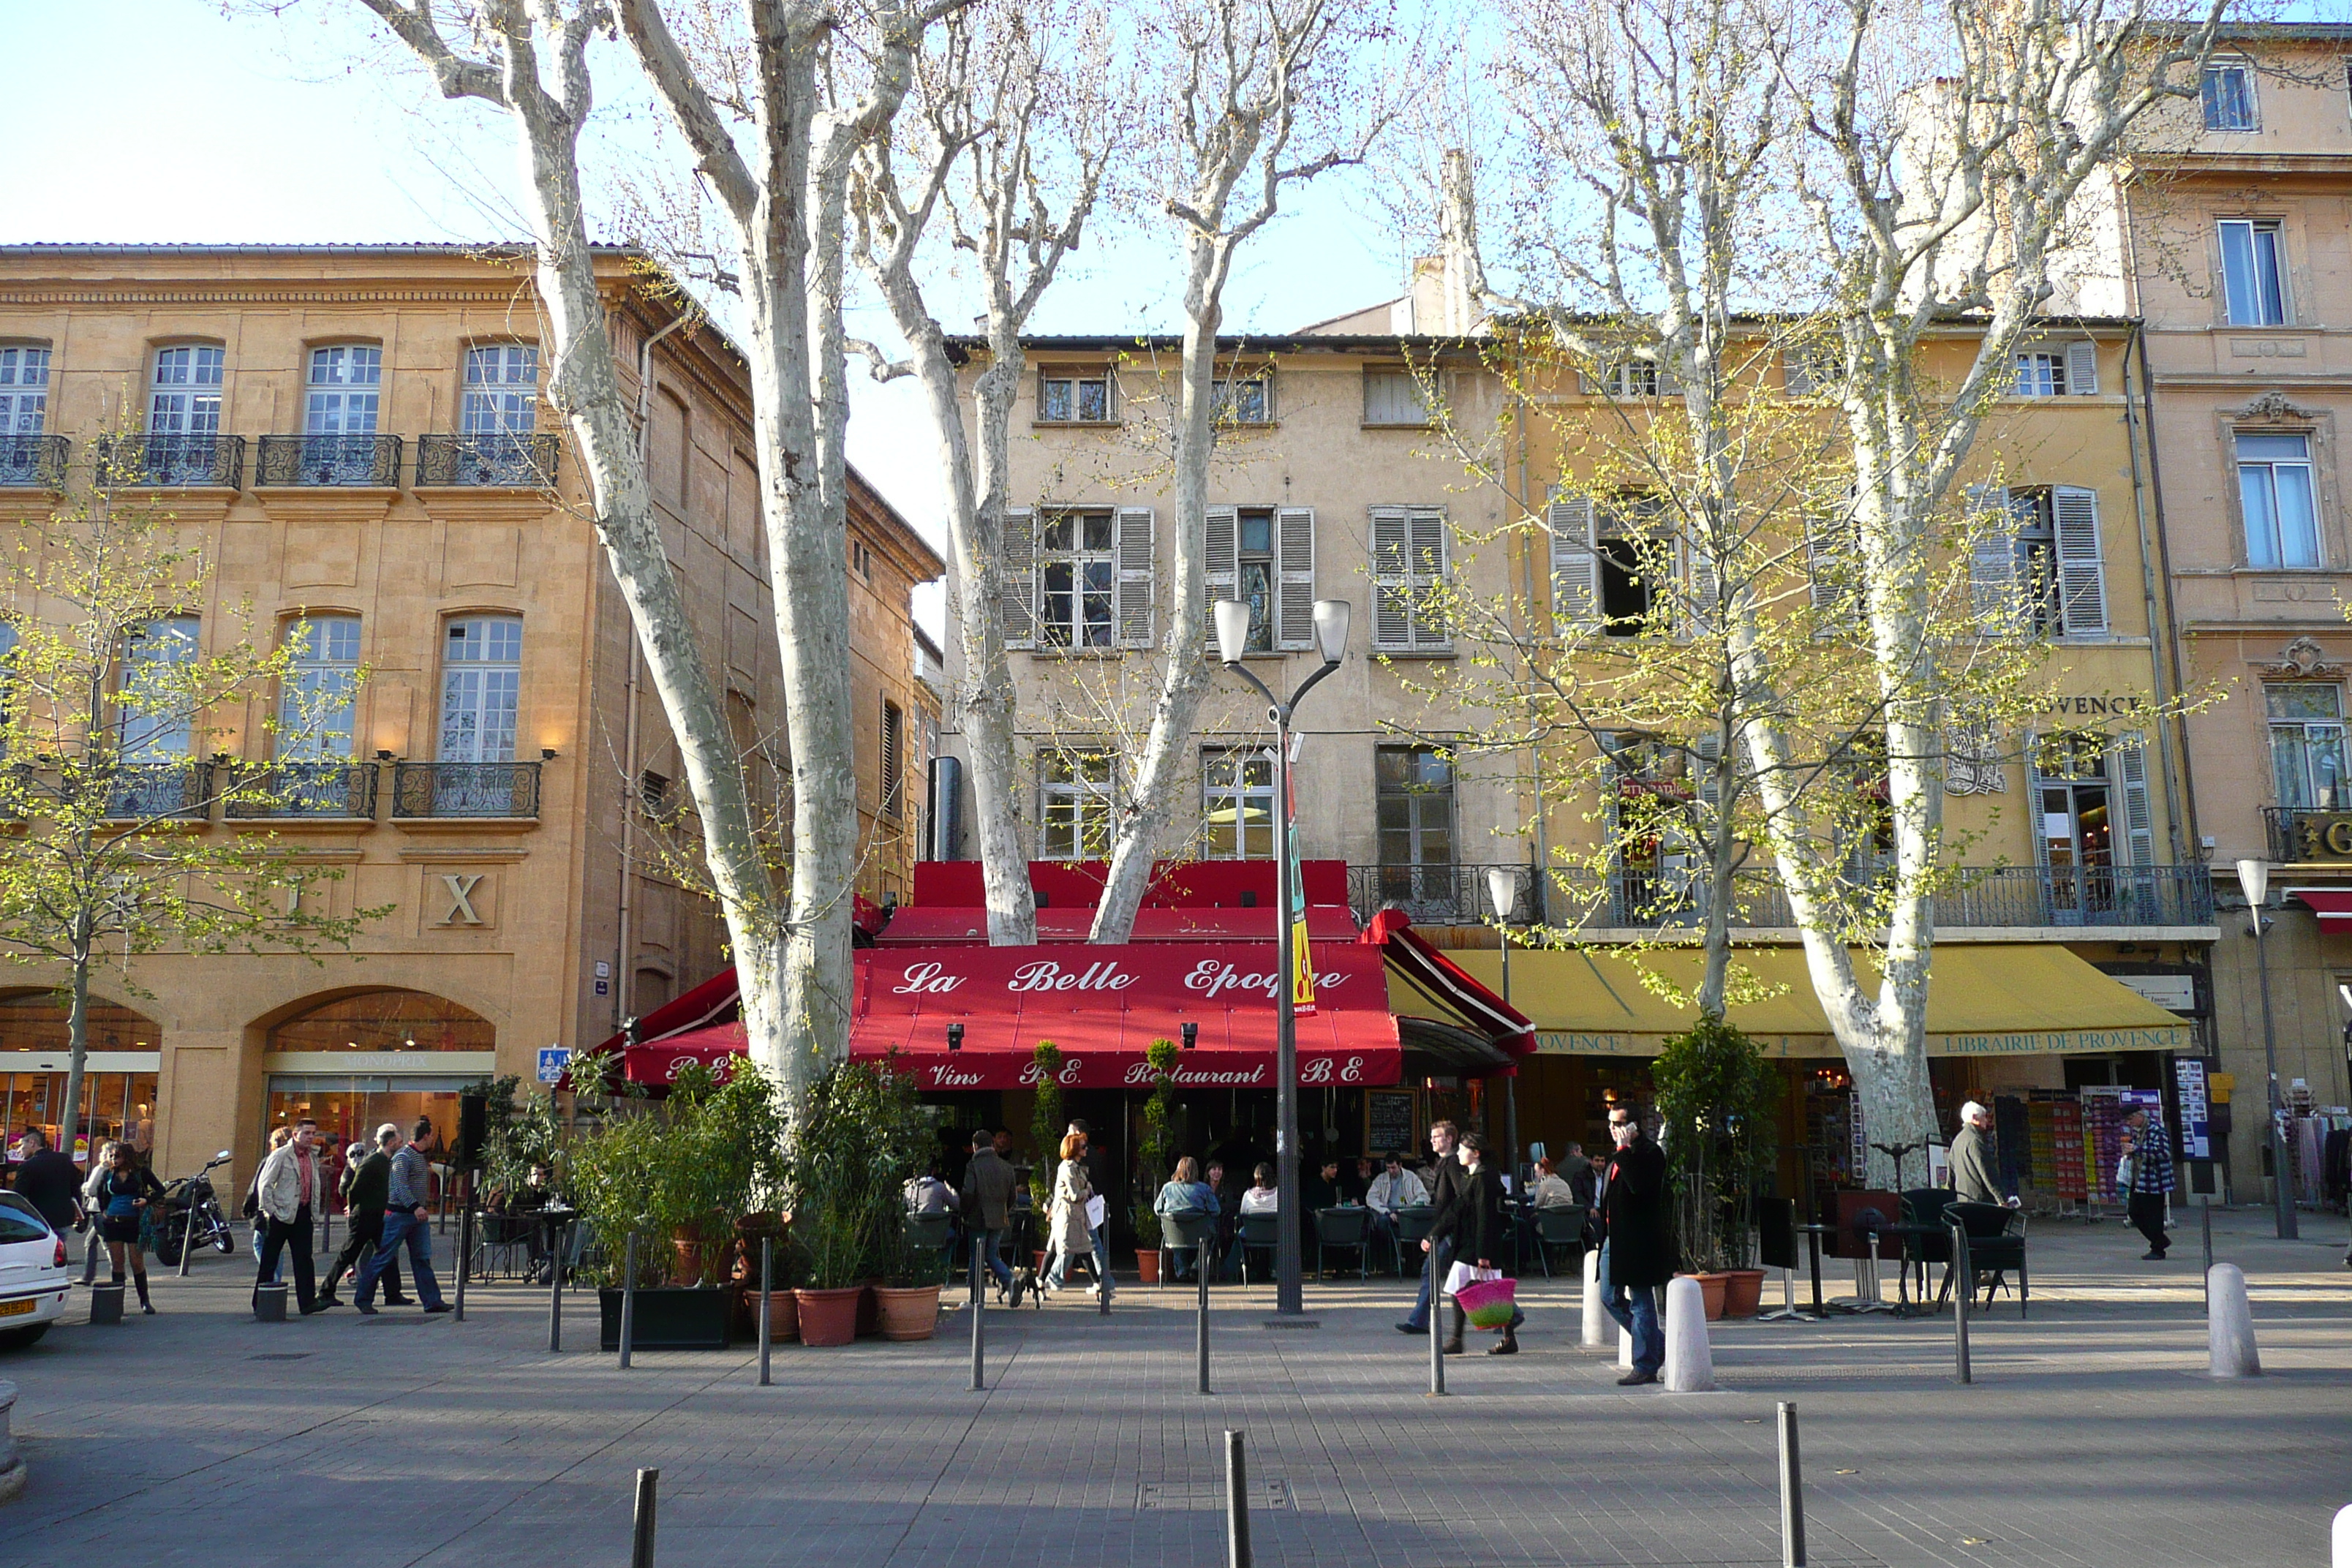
top-left (1486, 867), bottom-right (1523, 1194)
top-left (2236, 858), bottom-right (2298, 1239)
top-left (1215, 595), bottom-right (1350, 1316)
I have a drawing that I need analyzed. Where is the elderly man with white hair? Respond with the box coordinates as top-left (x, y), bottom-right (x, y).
top-left (1949, 1101), bottom-right (2018, 1208)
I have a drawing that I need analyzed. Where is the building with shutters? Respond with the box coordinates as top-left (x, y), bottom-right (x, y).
top-left (0, 245), bottom-right (936, 1195)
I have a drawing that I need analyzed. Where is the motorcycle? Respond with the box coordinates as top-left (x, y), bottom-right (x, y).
top-left (150, 1149), bottom-right (236, 1266)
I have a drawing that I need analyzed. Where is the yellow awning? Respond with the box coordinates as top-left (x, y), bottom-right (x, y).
top-left (1440, 944), bottom-right (2192, 1058)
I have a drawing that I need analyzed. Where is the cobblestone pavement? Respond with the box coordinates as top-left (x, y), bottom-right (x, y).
top-left (0, 1207), bottom-right (2342, 1568)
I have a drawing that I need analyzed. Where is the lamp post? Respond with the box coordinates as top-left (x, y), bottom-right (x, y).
top-left (1486, 867), bottom-right (1523, 1192)
top-left (1215, 595), bottom-right (1351, 1316)
top-left (2236, 858), bottom-right (2298, 1239)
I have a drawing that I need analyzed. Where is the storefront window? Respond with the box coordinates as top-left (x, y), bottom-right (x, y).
top-left (0, 992), bottom-right (159, 1161)
top-left (267, 990), bottom-right (494, 1054)
top-left (264, 992), bottom-right (492, 1207)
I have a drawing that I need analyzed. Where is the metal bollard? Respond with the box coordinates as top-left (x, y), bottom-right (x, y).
top-left (453, 1206), bottom-right (471, 1323)
top-left (758, 1237), bottom-right (774, 1387)
top-left (2201, 1204), bottom-right (2214, 1313)
top-left (1427, 1252), bottom-right (1446, 1396)
top-left (1224, 1428), bottom-right (1252, 1568)
top-left (619, 1232), bottom-right (638, 1370)
top-left (969, 1243), bottom-right (985, 1392)
top-left (1196, 1239), bottom-right (1213, 1395)
top-left (547, 1218), bottom-right (565, 1353)
top-left (1950, 1221), bottom-right (1972, 1385)
top-left (631, 1467), bottom-right (659, 1568)
top-left (1778, 1401), bottom-right (1807, 1568)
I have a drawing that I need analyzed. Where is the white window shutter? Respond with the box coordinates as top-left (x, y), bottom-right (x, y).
top-left (1806, 512), bottom-right (1860, 626)
top-left (1548, 496), bottom-right (1599, 631)
top-left (1695, 731), bottom-right (1724, 808)
top-left (1656, 356), bottom-right (1684, 397)
top-left (2051, 485), bottom-right (2108, 637)
top-left (1783, 350), bottom-right (1814, 396)
top-left (2067, 339), bottom-right (2100, 396)
top-left (1966, 486), bottom-right (2020, 631)
top-left (2115, 732), bottom-right (2155, 867)
top-left (1408, 508), bottom-right (1450, 649)
top-left (1275, 506), bottom-right (1315, 651)
top-left (1115, 506), bottom-right (1156, 649)
top-left (1679, 532), bottom-right (1719, 637)
top-left (1205, 505), bottom-right (1238, 645)
top-left (1000, 506), bottom-right (1036, 649)
top-left (1371, 507), bottom-right (1411, 650)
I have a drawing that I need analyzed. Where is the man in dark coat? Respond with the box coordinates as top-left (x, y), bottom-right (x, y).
top-left (961, 1128), bottom-right (1019, 1297)
top-left (1396, 1119), bottom-right (1469, 1336)
top-left (10, 1128), bottom-right (82, 1236)
top-left (1597, 1106), bottom-right (1672, 1385)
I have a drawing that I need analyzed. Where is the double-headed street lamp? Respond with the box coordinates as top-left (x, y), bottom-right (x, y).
top-left (1487, 867), bottom-right (1523, 1190)
top-left (2236, 857), bottom-right (2299, 1240)
top-left (1215, 594), bottom-right (1351, 1317)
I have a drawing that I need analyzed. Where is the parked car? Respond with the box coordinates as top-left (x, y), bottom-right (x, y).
top-left (0, 1192), bottom-right (69, 1349)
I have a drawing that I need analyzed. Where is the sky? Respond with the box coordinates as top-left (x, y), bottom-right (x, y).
top-left (3, 1), bottom-right (1421, 640)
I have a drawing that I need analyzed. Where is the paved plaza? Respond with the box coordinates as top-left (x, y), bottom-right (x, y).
top-left (0, 1208), bottom-right (2344, 1567)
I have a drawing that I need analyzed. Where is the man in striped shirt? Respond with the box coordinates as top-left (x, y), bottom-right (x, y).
top-left (2121, 1107), bottom-right (2176, 1261)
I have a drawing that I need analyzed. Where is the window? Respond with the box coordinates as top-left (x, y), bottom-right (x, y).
top-left (2219, 219), bottom-right (2286, 326)
top-left (148, 346), bottom-right (224, 437)
top-left (0, 347), bottom-right (48, 433)
top-left (461, 345), bottom-right (538, 435)
top-left (1037, 367), bottom-right (1112, 424)
top-left (120, 617), bottom-right (200, 761)
top-left (1206, 508), bottom-right (1316, 654)
top-left (438, 617), bottom-right (522, 763)
top-left (305, 346), bottom-right (381, 435)
top-left (1374, 747), bottom-right (1453, 907)
top-left (1213, 372), bottom-right (1273, 426)
top-left (1593, 361), bottom-right (1662, 398)
top-left (1362, 368), bottom-right (1431, 426)
top-left (2237, 431), bottom-right (2321, 568)
top-left (1595, 496), bottom-right (1665, 636)
top-left (638, 769), bottom-right (675, 821)
top-left (2013, 353), bottom-right (2065, 397)
top-left (1969, 485), bottom-right (2108, 637)
top-left (279, 617), bottom-right (361, 761)
top-left (2011, 340), bottom-right (2097, 398)
top-left (1039, 751), bottom-right (1115, 858)
top-left (2203, 59), bottom-right (2257, 130)
top-left (881, 699), bottom-right (905, 820)
top-left (1202, 747), bottom-right (1275, 859)
top-left (2268, 683), bottom-right (2345, 808)
top-left (1039, 510), bottom-right (1115, 649)
top-left (1371, 507), bottom-right (1449, 652)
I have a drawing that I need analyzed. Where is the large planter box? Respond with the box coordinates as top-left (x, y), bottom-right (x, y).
top-left (598, 1286), bottom-right (736, 1352)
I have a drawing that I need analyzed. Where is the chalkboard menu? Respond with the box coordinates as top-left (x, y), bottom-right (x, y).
top-left (1367, 1090), bottom-right (1416, 1157)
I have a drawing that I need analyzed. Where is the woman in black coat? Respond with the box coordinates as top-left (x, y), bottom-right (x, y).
top-left (1429, 1132), bottom-right (1518, 1356)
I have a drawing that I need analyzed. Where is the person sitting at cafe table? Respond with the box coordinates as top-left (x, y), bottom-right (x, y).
top-left (1304, 1158), bottom-right (1341, 1213)
top-left (1155, 1156), bottom-right (1216, 1282)
top-left (1529, 1156), bottom-right (1581, 1210)
top-left (1239, 1163), bottom-right (1279, 1215)
top-left (1365, 1151), bottom-right (1428, 1229)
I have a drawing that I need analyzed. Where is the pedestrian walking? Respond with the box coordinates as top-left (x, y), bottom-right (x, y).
top-left (960, 1128), bottom-right (1019, 1299)
top-left (253, 1117), bottom-right (327, 1316)
top-left (1430, 1132), bottom-right (1518, 1355)
top-left (356, 1120), bottom-right (451, 1314)
top-left (1597, 1106), bottom-right (1672, 1386)
top-left (10, 1128), bottom-right (83, 1237)
top-left (1950, 1101), bottom-right (2019, 1207)
top-left (2119, 1105), bottom-right (2176, 1259)
top-left (245, 1126), bottom-right (293, 1277)
top-left (1396, 1119), bottom-right (1468, 1336)
top-left (318, 1125), bottom-right (407, 1308)
top-left (79, 1140), bottom-right (117, 1284)
top-left (1067, 1121), bottom-right (1115, 1303)
top-left (1041, 1131), bottom-right (1096, 1298)
top-left (96, 1143), bottom-right (166, 1314)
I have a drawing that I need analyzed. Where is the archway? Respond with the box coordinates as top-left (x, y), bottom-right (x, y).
top-left (0, 990), bottom-right (162, 1160)
top-left (263, 990), bottom-right (495, 1182)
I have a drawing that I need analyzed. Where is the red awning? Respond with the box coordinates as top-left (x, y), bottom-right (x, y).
top-left (875, 903), bottom-right (1360, 946)
top-left (2290, 889), bottom-right (2352, 927)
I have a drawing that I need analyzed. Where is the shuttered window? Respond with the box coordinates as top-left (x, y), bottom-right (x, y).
top-left (1966, 486), bottom-right (2108, 638)
top-left (1362, 369), bottom-right (1432, 426)
top-left (1206, 507), bottom-right (1313, 652)
top-left (1371, 507), bottom-right (1449, 652)
top-left (1547, 496), bottom-right (1600, 633)
top-left (2011, 340), bottom-right (2099, 396)
top-left (881, 699), bottom-right (905, 820)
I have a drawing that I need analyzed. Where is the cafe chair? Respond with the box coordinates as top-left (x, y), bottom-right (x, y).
top-left (1237, 1211), bottom-right (1280, 1286)
top-left (1313, 1207), bottom-right (1370, 1280)
top-left (1390, 1205), bottom-right (1437, 1279)
top-left (1529, 1205), bottom-right (1588, 1280)
top-left (470, 1211), bottom-right (535, 1282)
top-left (1941, 1201), bottom-right (2029, 1316)
top-left (1896, 1188), bottom-right (1954, 1308)
top-left (903, 1211), bottom-right (956, 1276)
top-left (1161, 1210), bottom-right (1219, 1289)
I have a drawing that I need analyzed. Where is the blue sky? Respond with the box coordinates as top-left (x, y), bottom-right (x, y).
top-left (5, 1), bottom-right (1416, 631)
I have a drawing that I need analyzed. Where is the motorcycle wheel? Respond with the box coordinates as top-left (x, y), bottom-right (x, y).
top-left (153, 1225), bottom-right (184, 1268)
top-left (211, 1224), bottom-right (235, 1255)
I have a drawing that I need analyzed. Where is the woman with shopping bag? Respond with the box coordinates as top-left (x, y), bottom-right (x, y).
top-left (1430, 1133), bottom-right (1519, 1355)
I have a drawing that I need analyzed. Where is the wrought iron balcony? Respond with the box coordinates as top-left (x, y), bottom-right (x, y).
top-left (1346, 862), bottom-right (2217, 932)
top-left (256, 434), bottom-right (403, 489)
top-left (225, 763), bottom-right (380, 820)
top-left (0, 434), bottom-right (67, 488)
top-left (101, 763), bottom-right (215, 822)
top-left (415, 433), bottom-right (559, 489)
top-left (391, 761), bottom-right (541, 820)
top-left (96, 433), bottom-right (246, 489)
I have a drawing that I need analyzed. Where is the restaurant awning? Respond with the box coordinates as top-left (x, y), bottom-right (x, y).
top-left (2286, 889), bottom-right (2352, 928)
top-left (1440, 943), bottom-right (2194, 1057)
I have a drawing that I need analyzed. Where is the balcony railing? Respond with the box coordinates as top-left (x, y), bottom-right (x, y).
top-left (0, 434), bottom-right (67, 488)
top-left (255, 434), bottom-right (404, 489)
top-left (2262, 804), bottom-right (2352, 865)
top-left (415, 433), bottom-right (560, 489)
top-left (225, 763), bottom-right (380, 820)
top-left (97, 434), bottom-right (246, 489)
top-left (1346, 862), bottom-right (2217, 932)
top-left (391, 761), bottom-right (541, 819)
top-left (102, 763), bottom-right (215, 822)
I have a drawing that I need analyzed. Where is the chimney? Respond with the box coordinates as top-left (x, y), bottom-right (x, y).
top-left (1434, 148), bottom-right (1488, 335)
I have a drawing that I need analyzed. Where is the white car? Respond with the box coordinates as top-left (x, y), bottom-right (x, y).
top-left (0, 1193), bottom-right (69, 1347)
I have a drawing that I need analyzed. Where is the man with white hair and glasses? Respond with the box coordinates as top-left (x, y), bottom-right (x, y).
top-left (1949, 1101), bottom-right (2019, 1209)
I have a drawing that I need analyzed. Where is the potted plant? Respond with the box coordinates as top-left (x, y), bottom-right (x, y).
top-left (789, 1058), bottom-right (930, 1346)
top-left (873, 1234), bottom-right (951, 1341)
top-left (1654, 1014), bottom-right (1780, 1319)
top-left (1027, 1039), bottom-right (1065, 1214)
top-left (569, 1060), bottom-right (790, 1351)
top-left (1130, 1038), bottom-right (1179, 1283)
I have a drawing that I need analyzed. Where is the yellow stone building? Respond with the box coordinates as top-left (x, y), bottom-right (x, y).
top-left (0, 246), bottom-right (937, 1189)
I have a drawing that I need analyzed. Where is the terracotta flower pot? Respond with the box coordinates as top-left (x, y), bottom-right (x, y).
top-left (1719, 1268), bottom-right (1766, 1319)
top-left (794, 1286), bottom-right (862, 1347)
top-left (1134, 1249), bottom-right (1161, 1285)
top-left (1676, 1270), bottom-right (1729, 1320)
top-left (873, 1284), bottom-right (942, 1341)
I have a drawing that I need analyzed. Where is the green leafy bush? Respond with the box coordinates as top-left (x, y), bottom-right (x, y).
top-left (1131, 1038), bottom-right (1180, 1250)
top-left (1027, 1040), bottom-right (1065, 1211)
top-left (788, 1058), bottom-right (931, 1291)
top-left (1651, 1015), bottom-right (1780, 1272)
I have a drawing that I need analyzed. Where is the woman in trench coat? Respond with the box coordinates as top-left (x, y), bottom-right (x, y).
top-left (1042, 1131), bottom-right (1098, 1297)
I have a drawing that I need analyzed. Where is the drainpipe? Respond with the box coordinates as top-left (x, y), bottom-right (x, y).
top-left (2119, 323), bottom-right (2188, 866)
top-left (617, 307), bottom-right (692, 1025)
top-left (2130, 319), bottom-right (2202, 862)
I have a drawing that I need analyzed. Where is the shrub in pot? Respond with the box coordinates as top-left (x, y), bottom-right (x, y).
top-left (875, 1235), bottom-right (951, 1341)
top-left (788, 1058), bottom-right (931, 1346)
top-left (1130, 1038), bottom-right (1177, 1284)
top-left (1653, 1015), bottom-right (1781, 1278)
